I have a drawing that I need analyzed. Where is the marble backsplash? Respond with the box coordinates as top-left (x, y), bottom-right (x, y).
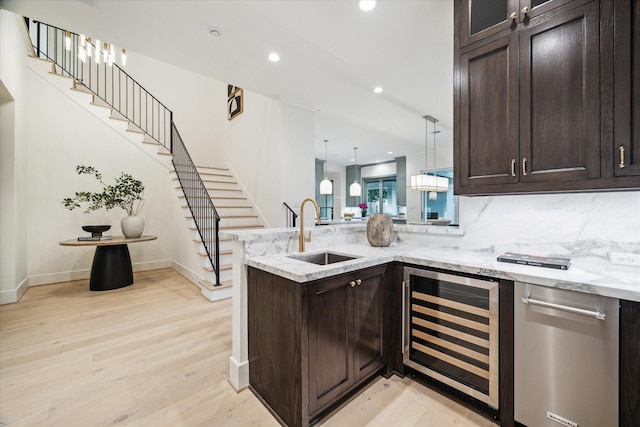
top-left (455, 191), bottom-right (640, 259)
top-left (230, 191), bottom-right (640, 262)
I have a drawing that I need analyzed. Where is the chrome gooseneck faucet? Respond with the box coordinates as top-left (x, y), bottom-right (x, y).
top-left (299, 198), bottom-right (321, 253)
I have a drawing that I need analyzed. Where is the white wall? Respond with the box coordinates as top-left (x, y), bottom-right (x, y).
top-left (0, 10), bottom-right (31, 303)
top-left (123, 51), bottom-right (228, 167)
top-left (279, 102), bottom-right (316, 226)
top-left (405, 146), bottom-right (424, 223)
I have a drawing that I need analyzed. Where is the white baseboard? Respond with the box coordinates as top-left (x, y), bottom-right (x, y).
top-left (170, 260), bottom-right (205, 286)
top-left (228, 356), bottom-right (249, 392)
top-left (133, 259), bottom-right (172, 272)
top-left (1, 260), bottom-right (173, 305)
top-left (28, 269), bottom-right (91, 286)
top-left (0, 276), bottom-right (29, 305)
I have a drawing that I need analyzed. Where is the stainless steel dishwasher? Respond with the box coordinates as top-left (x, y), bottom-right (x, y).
top-left (514, 282), bottom-right (619, 427)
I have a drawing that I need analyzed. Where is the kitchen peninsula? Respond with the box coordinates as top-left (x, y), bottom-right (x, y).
top-left (223, 191), bottom-right (640, 427)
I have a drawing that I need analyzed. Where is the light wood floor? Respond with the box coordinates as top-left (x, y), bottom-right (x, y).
top-left (0, 268), bottom-right (497, 426)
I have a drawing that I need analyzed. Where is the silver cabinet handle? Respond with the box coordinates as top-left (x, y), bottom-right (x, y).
top-left (522, 295), bottom-right (605, 320)
top-left (402, 280), bottom-right (410, 353)
top-left (522, 157), bottom-right (528, 176)
top-left (619, 145), bottom-right (626, 169)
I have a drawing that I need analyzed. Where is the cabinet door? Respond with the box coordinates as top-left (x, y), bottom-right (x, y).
top-left (457, 34), bottom-right (520, 190)
top-left (352, 267), bottom-right (386, 383)
top-left (520, 0), bottom-right (581, 21)
top-left (519, 2), bottom-right (600, 182)
top-left (459, 0), bottom-right (578, 48)
top-left (308, 275), bottom-right (352, 416)
top-left (460, 0), bottom-right (518, 47)
top-left (614, 0), bottom-right (640, 177)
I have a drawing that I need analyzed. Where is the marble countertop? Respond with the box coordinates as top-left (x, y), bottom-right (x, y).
top-left (246, 242), bottom-right (640, 302)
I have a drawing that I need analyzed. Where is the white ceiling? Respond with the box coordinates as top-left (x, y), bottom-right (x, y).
top-left (1, 0), bottom-right (454, 172)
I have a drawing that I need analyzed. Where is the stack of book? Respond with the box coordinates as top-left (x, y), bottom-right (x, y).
top-left (78, 235), bottom-right (113, 241)
top-left (497, 252), bottom-right (571, 270)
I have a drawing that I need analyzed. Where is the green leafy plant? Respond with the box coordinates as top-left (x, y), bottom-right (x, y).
top-left (62, 165), bottom-right (145, 216)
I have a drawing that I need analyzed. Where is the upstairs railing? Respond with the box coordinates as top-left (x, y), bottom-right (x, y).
top-left (27, 18), bottom-right (171, 151)
top-left (26, 18), bottom-right (222, 286)
top-left (283, 202), bottom-right (298, 228)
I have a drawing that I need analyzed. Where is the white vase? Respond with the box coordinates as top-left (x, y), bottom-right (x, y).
top-left (121, 215), bottom-right (145, 238)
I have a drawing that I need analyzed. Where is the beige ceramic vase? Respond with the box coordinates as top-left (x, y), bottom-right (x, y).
top-left (121, 215), bottom-right (145, 238)
top-left (366, 213), bottom-right (394, 247)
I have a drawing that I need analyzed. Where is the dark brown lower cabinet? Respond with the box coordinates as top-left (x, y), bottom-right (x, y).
top-left (248, 265), bottom-right (389, 427)
top-left (620, 299), bottom-right (640, 426)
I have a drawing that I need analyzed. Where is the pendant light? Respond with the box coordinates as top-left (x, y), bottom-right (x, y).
top-left (349, 147), bottom-right (362, 197)
top-left (409, 115), bottom-right (448, 192)
top-left (320, 139), bottom-right (333, 195)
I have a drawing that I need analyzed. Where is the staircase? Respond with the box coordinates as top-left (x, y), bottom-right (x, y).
top-left (171, 165), bottom-right (264, 298)
top-left (24, 19), bottom-right (265, 301)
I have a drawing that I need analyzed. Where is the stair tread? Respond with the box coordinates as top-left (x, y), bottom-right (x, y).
top-left (198, 249), bottom-right (233, 256)
top-left (203, 263), bottom-right (232, 272)
top-left (190, 225), bottom-right (261, 231)
top-left (192, 237), bottom-right (232, 243)
top-left (70, 86), bottom-right (93, 95)
top-left (48, 71), bottom-right (74, 80)
top-left (198, 279), bottom-right (232, 291)
top-left (220, 224), bottom-right (264, 230)
top-left (90, 101), bottom-right (111, 109)
top-left (28, 55), bottom-right (54, 63)
top-left (178, 195), bottom-right (247, 200)
top-left (196, 166), bottom-right (229, 171)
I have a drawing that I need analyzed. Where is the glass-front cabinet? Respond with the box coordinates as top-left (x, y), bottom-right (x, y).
top-left (460, 0), bottom-right (577, 47)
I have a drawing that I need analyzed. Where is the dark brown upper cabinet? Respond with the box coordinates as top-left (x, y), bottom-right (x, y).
top-left (614, 0), bottom-right (640, 177)
top-left (455, 0), bottom-right (640, 194)
top-left (460, 0), bottom-right (579, 48)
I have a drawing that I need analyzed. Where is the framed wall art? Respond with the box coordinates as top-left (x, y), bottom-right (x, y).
top-left (227, 85), bottom-right (243, 120)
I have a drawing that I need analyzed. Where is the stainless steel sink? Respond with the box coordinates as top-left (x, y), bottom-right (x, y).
top-left (287, 251), bottom-right (358, 265)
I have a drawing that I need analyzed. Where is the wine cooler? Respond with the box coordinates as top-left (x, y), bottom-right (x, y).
top-left (403, 267), bottom-right (499, 408)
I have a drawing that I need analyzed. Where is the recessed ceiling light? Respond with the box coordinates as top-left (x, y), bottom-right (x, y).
top-left (358, 0), bottom-right (376, 12)
top-left (388, 151), bottom-right (393, 155)
top-left (268, 52), bottom-right (280, 62)
top-left (373, 86), bottom-right (383, 94)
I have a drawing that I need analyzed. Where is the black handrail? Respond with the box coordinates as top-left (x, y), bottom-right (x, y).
top-left (173, 123), bottom-right (221, 285)
top-left (283, 202), bottom-right (298, 228)
top-left (26, 18), bottom-right (222, 285)
top-left (27, 19), bottom-right (172, 151)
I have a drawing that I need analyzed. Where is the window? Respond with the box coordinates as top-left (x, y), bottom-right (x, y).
top-left (365, 177), bottom-right (398, 216)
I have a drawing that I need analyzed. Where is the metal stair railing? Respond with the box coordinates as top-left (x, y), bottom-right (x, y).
top-left (173, 124), bottom-right (221, 285)
top-left (283, 202), bottom-right (298, 228)
top-left (25, 18), bottom-right (222, 286)
top-left (26, 18), bottom-right (171, 151)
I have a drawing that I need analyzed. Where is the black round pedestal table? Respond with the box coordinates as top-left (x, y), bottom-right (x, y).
top-left (90, 244), bottom-right (133, 291)
top-left (60, 235), bottom-right (157, 291)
